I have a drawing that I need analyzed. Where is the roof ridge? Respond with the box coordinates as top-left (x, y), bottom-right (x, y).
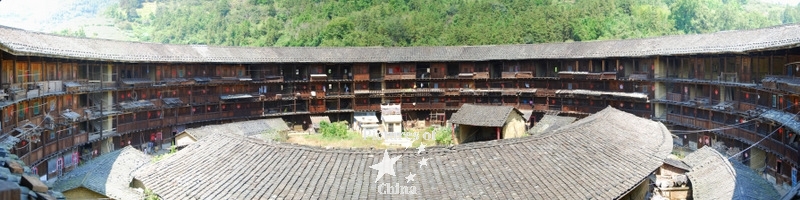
top-left (3, 23), bottom-right (800, 63)
top-left (203, 106), bottom-right (670, 155)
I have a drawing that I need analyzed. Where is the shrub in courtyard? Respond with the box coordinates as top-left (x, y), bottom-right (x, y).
top-left (435, 127), bottom-right (452, 145)
top-left (320, 121), bottom-right (350, 139)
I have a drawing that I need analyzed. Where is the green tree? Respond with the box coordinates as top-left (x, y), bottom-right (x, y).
top-left (670, 0), bottom-right (702, 33)
top-left (111, 0), bottom-right (797, 47)
top-left (321, 17), bottom-right (355, 46)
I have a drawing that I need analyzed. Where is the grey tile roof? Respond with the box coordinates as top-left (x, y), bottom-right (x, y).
top-left (133, 106), bottom-right (672, 199)
top-left (264, 118), bottom-right (291, 132)
top-left (310, 116), bottom-right (331, 129)
top-left (555, 89), bottom-right (648, 99)
top-left (52, 146), bottom-right (149, 200)
top-left (450, 104), bottom-right (522, 127)
top-left (527, 115), bottom-right (577, 136)
top-left (520, 110), bottom-right (533, 121)
top-left (760, 109), bottom-right (800, 134)
top-left (118, 100), bottom-right (155, 110)
top-left (683, 147), bottom-right (779, 200)
top-left (2, 24), bottom-right (800, 63)
top-left (161, 98), bottom-right (183, 107)
top-left (663, 158), bottom-right (691, 172)
top-left (184, 118), bottom-right (290, 140)
top-left (731, 161), bottom-right (780, 200)
top-left (782, 181), bottom-right (800, 200)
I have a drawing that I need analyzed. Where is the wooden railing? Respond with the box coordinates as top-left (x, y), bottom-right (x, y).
top-left (666, 113), bottom-right (799, 165)
top-left (384, 74), bottom-right (416, 80)
top-left (738, 102), bottom-right (757, 111)
top-left (667, 93), bottom-right (682, 102)
top-left (474, 72), bottom-right (490, 79)
top-left (354, 74), bottom-right (370, 81)
top-left (309, 105), bottom-right (326, 113)
top-left (536, 89), bottom-right (556, 97)
top-left (501, 71), bottom-right (534, 78)
top-left (354, 104), bottom-right (380, 111)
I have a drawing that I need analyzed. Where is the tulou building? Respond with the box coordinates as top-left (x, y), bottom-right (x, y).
top-left (0, 23), bottom-right (799, 197)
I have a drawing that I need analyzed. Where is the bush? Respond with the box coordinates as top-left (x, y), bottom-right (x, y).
top-left (434, 127), bottom-right (452, 145)
top-left (320, 121), bottom-right (350, 139)
top-left (144, 189), bottom-right (160, 200)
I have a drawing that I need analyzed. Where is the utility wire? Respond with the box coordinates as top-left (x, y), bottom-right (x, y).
top-left (729, 109), bottom-right (800, 160)
top-left (670, 119), bottom-right (755, 135)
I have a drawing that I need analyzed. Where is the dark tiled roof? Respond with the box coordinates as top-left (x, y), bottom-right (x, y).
top-left (731, 161), bottom-right (780, 200)
top-left (663, 158), bottom-right (691, 172)
top-left (760, 109), bottom-right (800, 134)
top-left (527, 115), bottom-right (577, 135)
top-left (184, 118), bottom-right (290, 140)
top-left (2, 24), bottom-right (800, 63)
top-left (683, 147), bottom-right (779, 200)
top-left (555, 89), bottom-right (648, 99)
top-left (264, 118), bottom-right (291, 132)
top-left (783, 181), bottom-right (800, 200)
top-left (52, 147), bottom-right (149, 200)
top-left (133, 107), bottom-right (672, 199)
top-left (450, 104), bottom-right (522, 127)
top-left (162, 98), bottom-right (183, 107)
top-left (310, 116), bottom-right (331, 129)
top-left (520, 110), bottom-right (533, 121)
top-left (119, 100), bottom-right (155, 110)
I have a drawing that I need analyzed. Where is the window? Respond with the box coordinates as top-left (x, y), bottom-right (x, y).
top-left (31, 63), bottom-right (41, 82)
top-left (33, 101), bottom-right (39, 115)
top-left (17, 102), bottom-right (25, 119)
top-left (64, 153), bottom-right (73, 167)
top-left (773, 95), bottom-right (778, 108)
top-left (388, 68), bottom-right (394, 74)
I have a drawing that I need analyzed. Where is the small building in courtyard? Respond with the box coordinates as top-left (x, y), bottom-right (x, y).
top-left (353, 112), bottom-right (380, 138)
top-left (380, 104), bottom-right (403, 135)
top-left (52, 146), bottom-right (149, 200)
top-left (449, 104), bottom-right (526, 144)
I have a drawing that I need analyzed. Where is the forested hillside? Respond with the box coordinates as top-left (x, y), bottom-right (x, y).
top-left (106, 0), bottom-right (800, 47)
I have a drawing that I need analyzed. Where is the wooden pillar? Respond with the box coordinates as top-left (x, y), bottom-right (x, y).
top-left (574, 60), bottom-right (578, 71)
top-left (451, 123), bottom-right (456, 144)
top-left (602, 60), bottom-right (606, 72)
top-left (27, 56), bottom-right (32, 83)
top-left (496, 127), bottom-right (500, 140)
